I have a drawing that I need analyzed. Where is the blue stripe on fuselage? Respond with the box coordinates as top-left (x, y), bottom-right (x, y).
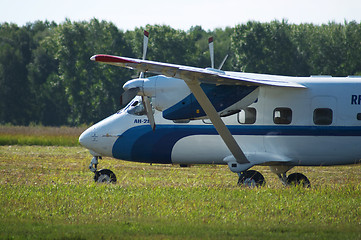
top-left (112, 125), bottom-right (361, 163)
top-left (112, 125), bottom-right (218, 164)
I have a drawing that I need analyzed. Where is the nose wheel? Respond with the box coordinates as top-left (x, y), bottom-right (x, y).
top-left (94, 169), bottom-right (117, 183)
top-left (88, 156), bottom-right (117, 184)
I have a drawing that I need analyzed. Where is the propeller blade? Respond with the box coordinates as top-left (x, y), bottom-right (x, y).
top-left (139, 30), bottom-right (149, 78)
top-left (218, 54), bottom-right (229, 70)
top-left (121, 30), bottom-right (156, 130)
top-left (120, 87), bottom-right (139, 108)
top-left (142, 30), bottom-right (149, 60)
top-left (208, 36), bottom-right (214, 69)
top-left (142, 96), bottom-right (156, 131)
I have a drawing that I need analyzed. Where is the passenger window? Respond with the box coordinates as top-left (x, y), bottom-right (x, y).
top-left (313, 108), bottom-right (333, 125)
top-left (273, 108), bottom-right (292, 124)
top-left (238, 108), bottom-right (257, 124)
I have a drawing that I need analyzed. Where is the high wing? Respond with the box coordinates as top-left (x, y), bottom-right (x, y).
top-left (90, 55), bottom-right (306, 88)
top-left (91, 54), bottom-right (306, 165)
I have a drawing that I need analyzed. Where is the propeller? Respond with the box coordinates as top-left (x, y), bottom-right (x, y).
top-left (120, 87), bottom-right (139, 108)
top-left (139, 30), bottom-right (155, 131)
top-left (119, 30), bottom-right (156, 131)
top-left (139, 30), bottom-right (149, 78)
top-left (218, 54), bottom-right (228, 70)
top-left (208, 36), bottom-right (229, 70)
top-left (142, 96), bottom-right (156, 130)
top-left (208, 37), bottom-right (215, 69)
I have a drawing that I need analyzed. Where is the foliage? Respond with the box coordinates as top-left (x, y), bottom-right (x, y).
top-left (42, 19), bottom-right (134, 125)
top-left (0, 145), bottom-right (360, 239)
top-left (0, 23), bottom-right (33, 125)
top-left (1, 20), bottom-right (361, 126)
top-left (232, 20), bottom-right (361, 76)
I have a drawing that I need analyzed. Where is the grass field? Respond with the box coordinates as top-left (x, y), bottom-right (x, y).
top-left (0, 125), bottom-right (86, 146)
top-left (0, 126), bottom-right (361, 239)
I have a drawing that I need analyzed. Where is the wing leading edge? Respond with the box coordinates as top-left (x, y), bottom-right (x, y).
top-left (90, 54), bottom-right (306, 89)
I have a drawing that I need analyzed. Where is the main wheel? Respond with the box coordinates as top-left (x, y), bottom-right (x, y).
top-left (94, 169), bottom-right (117, 184)
top-left (238, 170), bottom-right (265, 188)
top-left (286, 173), bottom-right (310, 188)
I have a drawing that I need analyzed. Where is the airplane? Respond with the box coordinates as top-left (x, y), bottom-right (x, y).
top-left (79, 31), bottom-right (361, 187)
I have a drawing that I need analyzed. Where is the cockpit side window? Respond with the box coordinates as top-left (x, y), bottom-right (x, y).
top-left (127, 100), bottom-right (147, 116)
top-left (131, 101), bottom-right (139, 107)
top-left (117, 100), bottom-right (140, 114)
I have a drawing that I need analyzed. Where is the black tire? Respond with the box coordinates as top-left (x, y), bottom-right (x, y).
top-left (286, 173), bottom-right (310, 188)
top-left (238, 170), bottom-right (265, 187)
top-left (94, 169), bottom-right (117, 184)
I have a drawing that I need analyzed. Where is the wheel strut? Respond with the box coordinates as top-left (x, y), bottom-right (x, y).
top-left (277, 173), bottom-right (288, 186)
top-left (89, 156), bottom-right (98, 173)
top-left (89, 156), bottom-right (103, 173)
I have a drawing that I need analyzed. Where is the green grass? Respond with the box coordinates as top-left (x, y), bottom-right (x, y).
top-left (0, 134), bottom-right (80, 146)
top-left (0, 145), bottom-right (360, 239)
top-left (0, 125), bottom-right (85, 146)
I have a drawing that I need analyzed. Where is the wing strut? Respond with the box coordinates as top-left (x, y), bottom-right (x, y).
top-left (185, 80), bottom-right (249, 164)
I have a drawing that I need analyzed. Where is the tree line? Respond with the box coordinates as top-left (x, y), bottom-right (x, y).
top-left (1, 19), bottom-right (361, 126)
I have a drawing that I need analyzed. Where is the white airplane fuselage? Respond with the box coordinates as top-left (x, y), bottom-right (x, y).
top-left (79, 74), bottom-right (361, 169)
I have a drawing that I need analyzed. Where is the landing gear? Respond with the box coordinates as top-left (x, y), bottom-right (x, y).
top-left (89, 156), bottom-right (100, 173)
top-left (94, 169), bottom-right (117, 183)
top-left (88, 156), bottom-right (117, 184)
top-left (238, 170), bottom-right (265, 187)
top-left (286, 173), bottom-right (310, 188)
top-left (271, 166), bottom-right (311, 188)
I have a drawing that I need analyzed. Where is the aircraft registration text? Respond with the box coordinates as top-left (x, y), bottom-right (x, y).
top-left (134, 119), bottom-right (150, 124)
top-left (351, 95), bottom-right (361, 105)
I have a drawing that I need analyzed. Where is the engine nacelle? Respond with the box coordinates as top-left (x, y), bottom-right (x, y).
top-left (123, 75), bottom-right (259, 121)
top-left (123, 75), bottom-right (191, 111)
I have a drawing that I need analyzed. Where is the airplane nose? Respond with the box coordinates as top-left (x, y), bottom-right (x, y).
top-left (79, 128), bottom-right (94, 149)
